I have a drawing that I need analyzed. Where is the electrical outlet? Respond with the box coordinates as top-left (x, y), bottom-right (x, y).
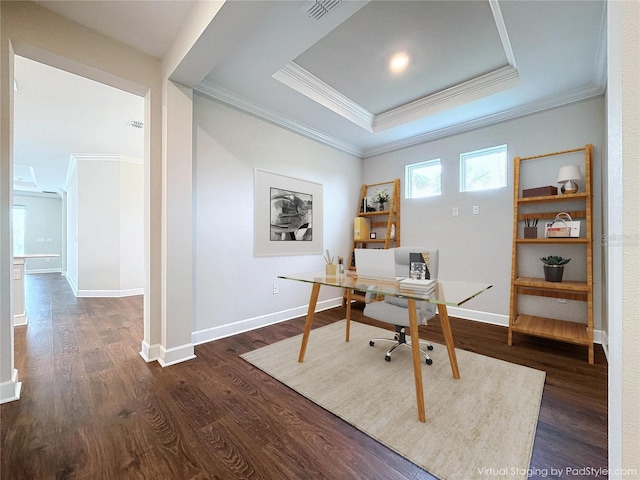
top-left (452, 207), bottom-right (459, 216)
top-left (473, 205), bottom-right (480, 215)
top-left (273, 283), bottom-right (279, 295)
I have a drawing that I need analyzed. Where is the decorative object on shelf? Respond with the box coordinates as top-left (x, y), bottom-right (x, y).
top-left (354, 217), bottom-right (371, 240)
top-left (522, 185), bottom-right (558, 197)
top-left (557, 164), bottom-right (582, 194)
top-left (545, 212), bottom-right (580, 238)
top-left (369, 232), bottom-right (377, 239)
top-left (372, 188), bottom-right (390, 211)
top-left (540, 255), bottom-right (571, 282)
top-left (524, 218), bottom-right (538, 238)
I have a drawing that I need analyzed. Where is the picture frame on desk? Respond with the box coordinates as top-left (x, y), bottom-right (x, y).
top-left (369, 232), bottom-right (377, 239)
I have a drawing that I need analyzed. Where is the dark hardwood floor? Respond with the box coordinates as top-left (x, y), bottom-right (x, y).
top-left (1, 274), bottom-right (607, 480)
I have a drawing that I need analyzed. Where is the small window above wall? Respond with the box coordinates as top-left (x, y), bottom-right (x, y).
top-left (460, 144), bottom-right (507, 192)
top-left (405, 158), bottom-right (441, 199)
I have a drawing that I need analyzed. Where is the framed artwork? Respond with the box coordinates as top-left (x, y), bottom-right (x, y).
top-left (254, 169), bottom-right (323, 256)
top-left (369, 232), bottom-right (377, 239)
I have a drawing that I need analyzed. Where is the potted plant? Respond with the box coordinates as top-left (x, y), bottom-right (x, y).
top-left (540, 255), bottom-right (571, 282)
top-left (372, 188), bottom-right (390, 211)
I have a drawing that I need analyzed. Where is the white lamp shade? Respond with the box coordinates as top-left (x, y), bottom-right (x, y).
top-left (557, 165), bottom-right (582, 183)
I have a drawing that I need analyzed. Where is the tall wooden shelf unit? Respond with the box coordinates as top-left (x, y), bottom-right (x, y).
top-left (508, 144), bottom-right (595, 364)
top-left (345, 179), bottom-right (401, 304)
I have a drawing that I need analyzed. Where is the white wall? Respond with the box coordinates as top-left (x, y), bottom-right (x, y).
top-left (362, 97), bottom-right (605, 329)
top-left (67, 156), bottom-right (144, 297)
top-left (65, 165), bottom-right (79, 291)
top-left (13, 193), bottom-right (63, 273)
top-left (192, 92), bottom-right (362, 342)
top-left (119, 161), bottom-right (144, 291)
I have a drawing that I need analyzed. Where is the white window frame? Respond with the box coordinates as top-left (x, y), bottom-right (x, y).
top-left (460, 144), bottom-right (507, 192)
top-left (405, 158), bottom-right (442, 199)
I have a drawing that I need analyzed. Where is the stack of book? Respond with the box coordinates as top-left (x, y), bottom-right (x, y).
top-left (398, 278), bottom-right (436, 295)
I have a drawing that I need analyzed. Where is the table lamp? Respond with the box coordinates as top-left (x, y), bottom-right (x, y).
top-left (557, 165), bottom-right (582, 194)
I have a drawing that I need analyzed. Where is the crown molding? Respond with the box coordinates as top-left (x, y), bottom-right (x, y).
top-left (362, 83), bottom-right (605, 158)
top-left (273, 63), bottom-right (374, 132)
top-left (373, 65), bottom-right (519, 132)
top-left (197, 75), bottom-right (603, 161)
top-left (195, 80), bottom-right (363, 157)
top-left (63, 154), bottom-right (144, 192)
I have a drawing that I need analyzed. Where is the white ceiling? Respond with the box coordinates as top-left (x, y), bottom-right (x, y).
top-left (14, 0), bottom-right (607, 194)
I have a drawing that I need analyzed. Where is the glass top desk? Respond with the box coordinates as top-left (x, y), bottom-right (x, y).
top-left (278, 272), bottom-right (492, 422)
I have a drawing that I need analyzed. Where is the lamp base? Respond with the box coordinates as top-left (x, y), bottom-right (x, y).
top-left (560, 181), bottom-right (579, 194)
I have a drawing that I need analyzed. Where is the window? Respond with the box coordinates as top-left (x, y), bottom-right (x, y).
top-left (405, 159), bottom-right (441, 198)
top-left (460, 144), bottom-right (507, 192)
top-left (13, 205), bottom-right (26, 255)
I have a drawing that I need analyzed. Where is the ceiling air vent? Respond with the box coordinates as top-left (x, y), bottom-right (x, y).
top-left (127, 119), bottom-right (144, 129)
top-left (303, 0), bottom-right (342, 20)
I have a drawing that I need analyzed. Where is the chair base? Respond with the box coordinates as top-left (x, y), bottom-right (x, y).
top-left (369, 326), bottom-right (434, 365)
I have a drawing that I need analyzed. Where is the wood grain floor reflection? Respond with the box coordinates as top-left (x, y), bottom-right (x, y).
top-left (1, 273), bottom-right (607, 480)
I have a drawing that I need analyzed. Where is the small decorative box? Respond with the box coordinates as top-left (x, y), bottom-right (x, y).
top-left (522, 186), bottom-right (558, 198)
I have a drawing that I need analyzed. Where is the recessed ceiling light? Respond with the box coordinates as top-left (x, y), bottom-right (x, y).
top-left (389, 53), bottom-right (410, 73)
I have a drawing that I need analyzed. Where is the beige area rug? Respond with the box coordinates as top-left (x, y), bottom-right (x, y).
top-left (241, 320), bottom-right (546, 480)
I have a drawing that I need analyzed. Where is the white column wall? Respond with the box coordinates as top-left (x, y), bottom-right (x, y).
top-left (119, 161), bottom-right (144, 292)
top-left (78, 160), bottom-right (121, 292)
top-left (0, 33), bottom-right (20, 403)
top-left (607, 1), bottom-right (640, 476)
top-left (159, 80), bottom-right (195, 366)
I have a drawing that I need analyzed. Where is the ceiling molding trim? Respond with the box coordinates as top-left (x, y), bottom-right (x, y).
top-left (373, 65), bottom-right (520, 132)
top-left (273, 63), bottom-right (375, 132)
top-left (363, 83), bottom-right (605, 158)
top-left (13, 190), bottom-right (62, 199)
top-left (195, 80), bottom-right (363, 157)
top-left (63, 155), bottom-right (77, 192)
top-left (489, 0), bottom-right (517, 68)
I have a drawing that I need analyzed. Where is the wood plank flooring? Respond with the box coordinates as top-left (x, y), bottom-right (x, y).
top-left (1, 273), bottom-right (607, 479)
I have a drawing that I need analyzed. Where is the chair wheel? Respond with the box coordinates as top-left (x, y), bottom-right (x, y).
top-left (385, 355), bottom-right (391, 362)
top-left (426, 358), bottom-right (433, 365)
top-left (369, 341), bottom-right (375, 347)
top-left (427, 345), bottom-right (434, 351)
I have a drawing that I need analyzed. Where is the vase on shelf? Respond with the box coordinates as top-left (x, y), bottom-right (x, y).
top-left (378, 202), bottom-right (385, 211)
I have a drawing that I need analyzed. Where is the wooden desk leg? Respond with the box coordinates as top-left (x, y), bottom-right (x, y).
top-left (298, 283), bottom-right (321, 363)
top-left (407, 298), bottom-right (426, 423)
top-left (438, 304), bottom-right (460, 379)
top-left (345, 288), bottom-right (352, 342)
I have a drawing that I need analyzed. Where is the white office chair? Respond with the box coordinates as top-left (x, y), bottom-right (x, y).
top-left (364, 247), bottom-right (438, 365)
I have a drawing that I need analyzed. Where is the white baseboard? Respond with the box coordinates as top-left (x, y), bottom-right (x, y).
top-left (75, 288), bottom-right (144, 298)
top-left (64, 274), bottom-right (143, 297)
top-left (140, 340), bottom-right (161, 362)
top-left (0, 369), bottom-right (22, 404)
top-left (192, 300), bottom-right (605, 349)
top-left (192, 297), bottom-right (342, 346)
top-left (157, 343), bottom-right (196, 367)
top-left (26, 268), bottom-right (62, 274)
top-left (13, 312), bottom-right (27, 326)
top-left (65, 273), bottom-right (79, 296)
top-left (447, 306), bottom-right (508, 326)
